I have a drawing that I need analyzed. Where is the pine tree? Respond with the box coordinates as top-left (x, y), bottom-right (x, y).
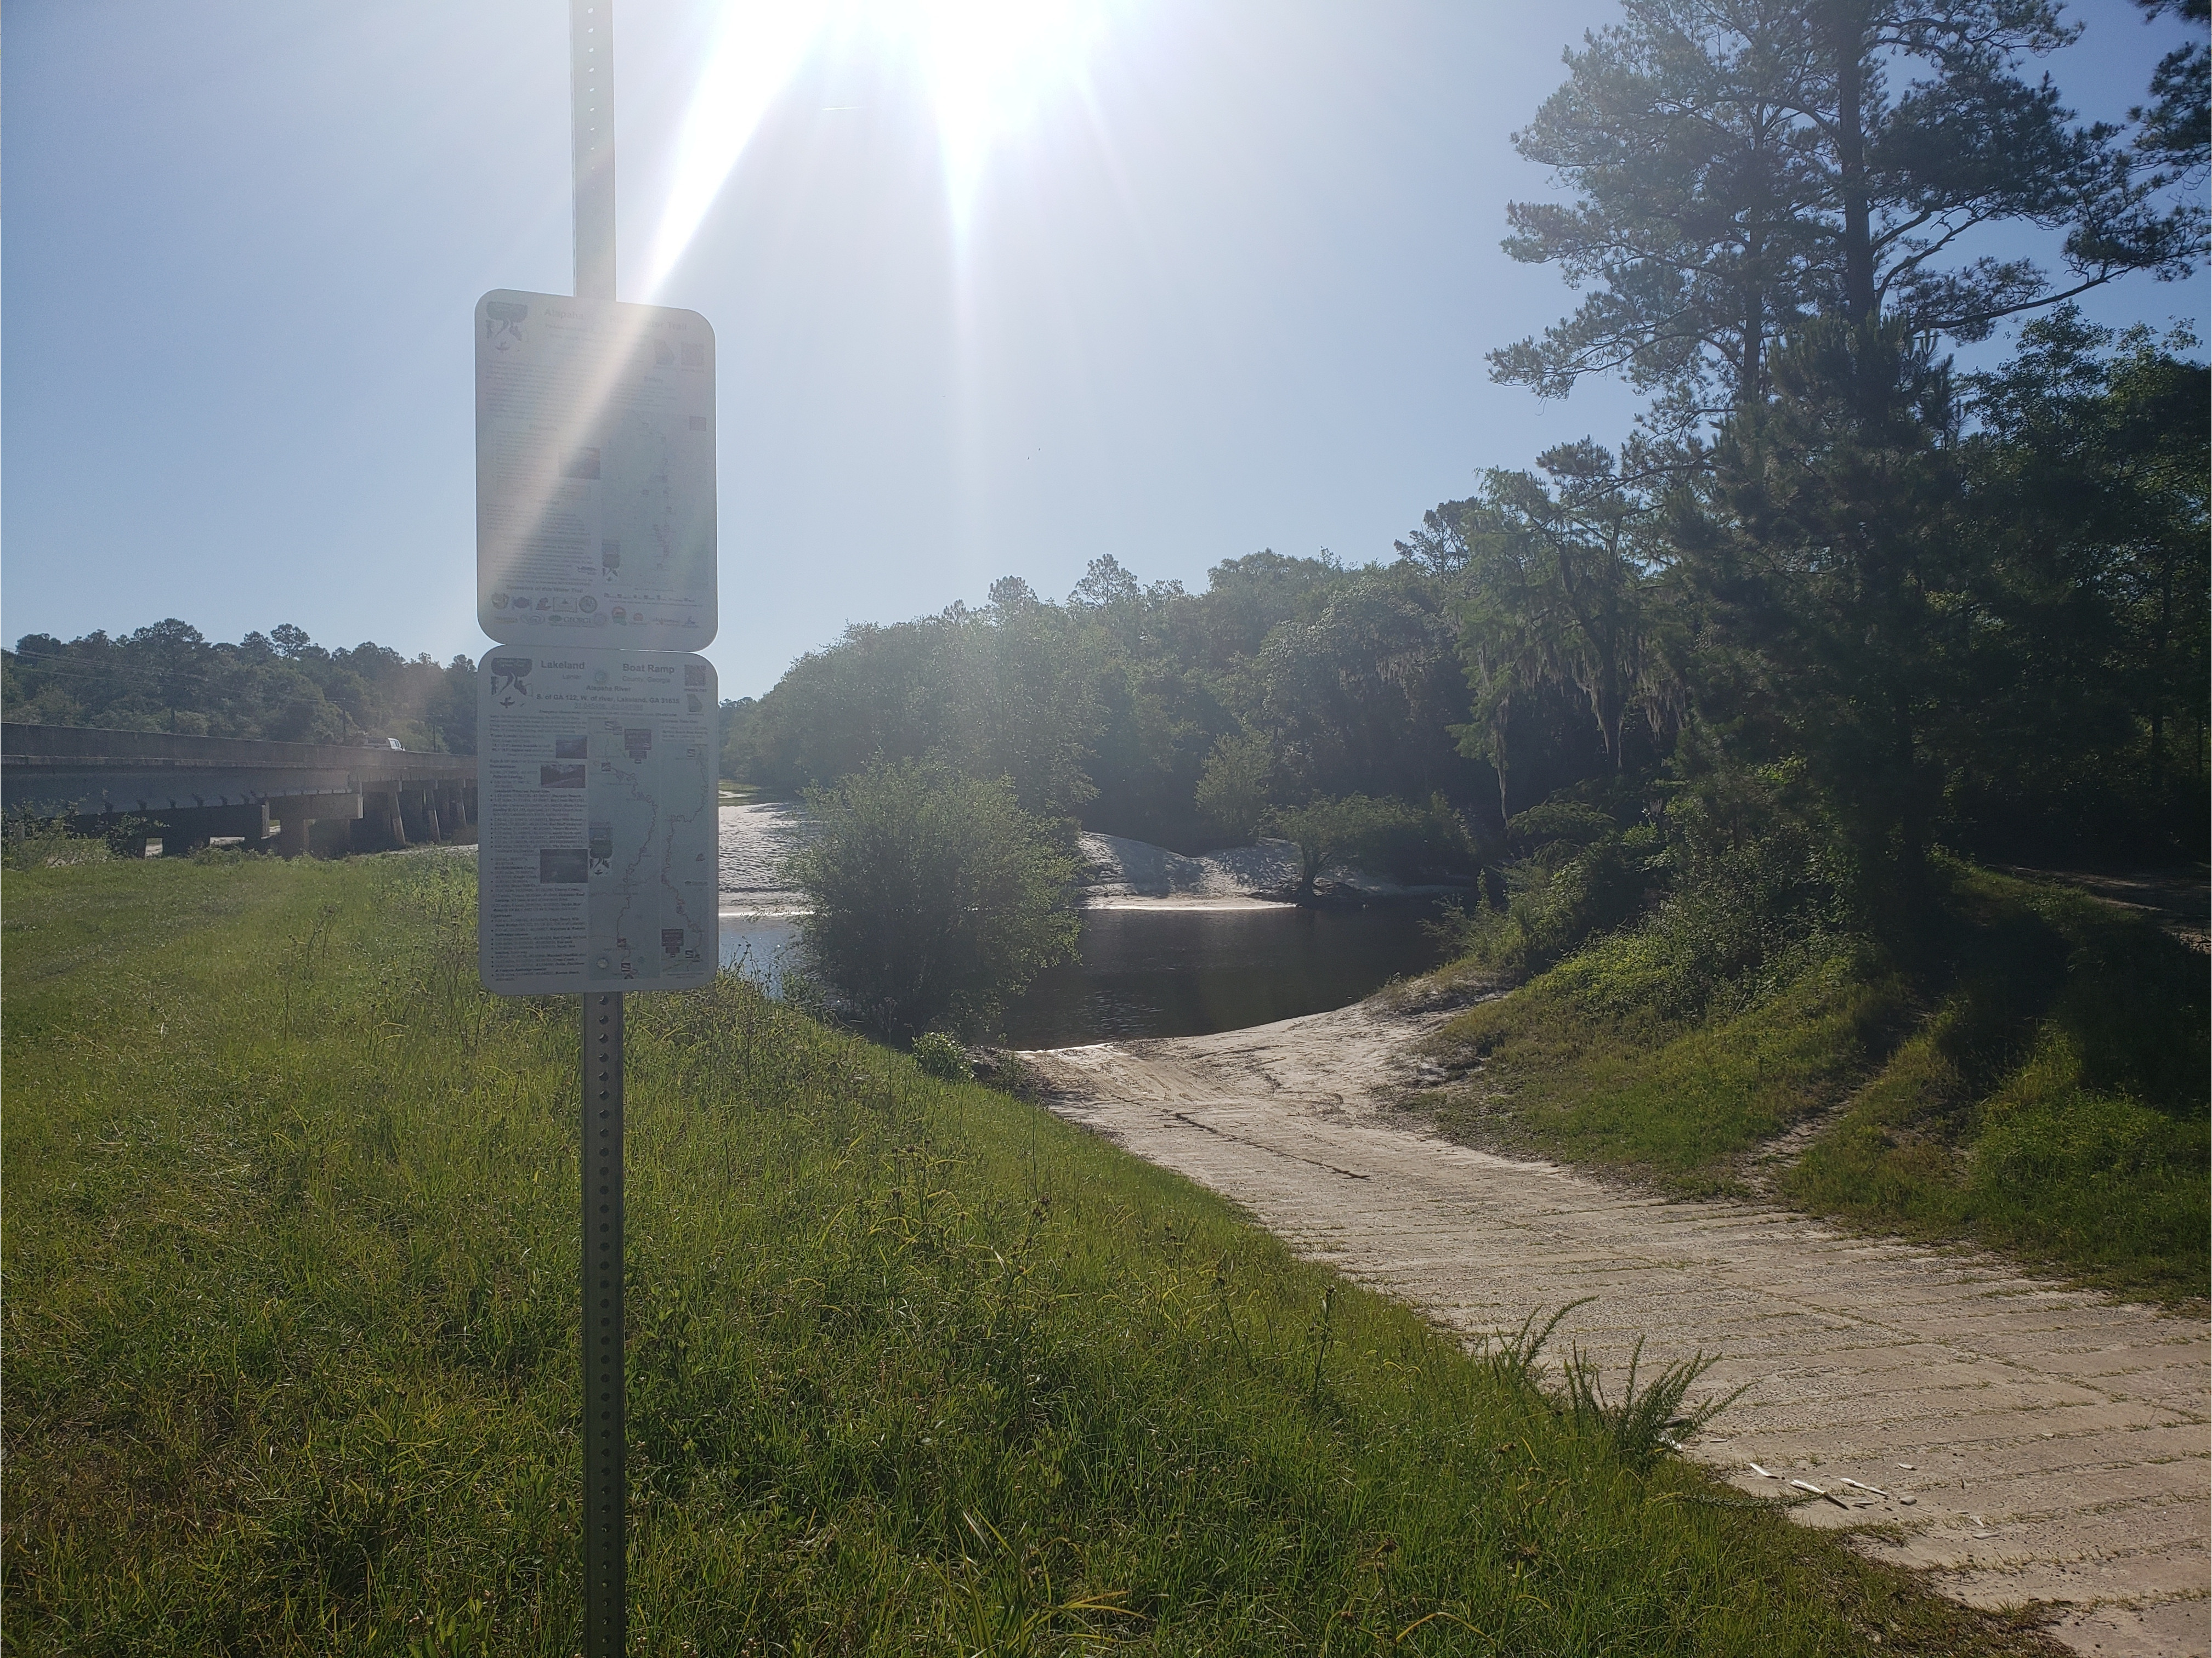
top-left (1493, 0), bottom-right (2199, 428)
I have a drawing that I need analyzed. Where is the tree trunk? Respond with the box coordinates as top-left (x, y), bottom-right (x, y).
top-left (2149, 549), bottom-right (2175, 792)
top-left (1744, 277), bottom-right (1763, 406)
top-left (1742, 218), bottom-right (1765, 406)
top-left (1832, 2), bottom-right (1875, 324)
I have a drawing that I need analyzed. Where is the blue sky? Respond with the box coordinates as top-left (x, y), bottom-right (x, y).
top-left (6, 0), bottom-right (2204, 698)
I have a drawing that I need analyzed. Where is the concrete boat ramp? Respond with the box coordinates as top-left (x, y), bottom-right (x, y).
top-left (1023, 1003), bottom-right (2210, 1658)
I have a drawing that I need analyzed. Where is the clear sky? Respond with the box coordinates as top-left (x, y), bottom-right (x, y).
top-left (5, 0), bottom-right (2204, 698)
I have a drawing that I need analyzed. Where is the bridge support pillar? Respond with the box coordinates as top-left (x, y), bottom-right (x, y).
top-left (353, 791), bottom-right (407, 853)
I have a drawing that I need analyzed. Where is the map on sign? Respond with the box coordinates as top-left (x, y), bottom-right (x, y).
top-left (475, 289), bottom-right (717, 650)
top-left (477, 649), bottom-right (717, 994)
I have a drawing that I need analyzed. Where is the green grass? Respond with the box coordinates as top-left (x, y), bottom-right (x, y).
top-left (1780, 868), bottom-right (2209, 1302)
top-left (1419, 862), bottom-right (2207, 1303)
top-left (3, 854), bottom-right (2062, 1654)
top-left (1422, 951), bottom-right (1913, 1194)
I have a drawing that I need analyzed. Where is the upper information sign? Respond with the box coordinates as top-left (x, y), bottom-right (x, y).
top-left (477, 648), bottom-right (718, 995)
top-left (475, 289), bottom-right (717, 649)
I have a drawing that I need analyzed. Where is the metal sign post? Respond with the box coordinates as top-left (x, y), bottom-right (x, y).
top-left (474, 648), bottom-right (718, 1649)
top-left (582, 987), bottom-right (625, 1654)
top-left (572, 5), bottom-right (622, 1652)
top-left (477, 9), bottom-right (720, 1650)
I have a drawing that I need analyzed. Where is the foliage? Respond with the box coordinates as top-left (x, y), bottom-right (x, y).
top-left (1561, 1339), bottom-right (1744, 1475)
top-left (1431, 942), bottom-right (1908, 1191)
top-left (1667, 320), bottom-right (1973, 930)
top-left (735, 552), bottom-right (1504, 852)
top-left (1945, 307), bottom-right (2210, 855)
top-left (1438, 828), bottom-right (1657, 979)
top-left (1267, 793), bottom-right (1475, 901)
top-left (2131, 0), bottom-right (2210, 187)
top-left (2, 619), bottom-right (475, 752)
top-left (910, 1029), bottom-right (973, 1080)
top-left (1493, 0), bottom-right (2200, 427)
top-left (1780, 866), bottom-right (2209, 1299)
top-left (1420, 860), bottom-right (2206, 1302)
top-left (1, 811), bottom-right (115, 871)
top-left (1192, 730), bottom-right (1274, 841)
top-left (716, 694), bottom-right (761, 782)
top-left (1, 854), bottom-right (2066, 1655)
top-left (743, 595), bottom-right (1105, 824)
top-left (18, 321), bottom-right (2185, 953)
top-left (786, 760), bottom-right (1081, 1039)
top-left (1406, 441), bottom-right (1676, 810)
top-left (725, 284), bottom-right (2202, 893)
top-left (1243, 566), bottom-right (1479, 809)
top-left (1482, 1302), bottom-right (1746, 1475)
top-left (1661, 312), bottom-right (2209, 890)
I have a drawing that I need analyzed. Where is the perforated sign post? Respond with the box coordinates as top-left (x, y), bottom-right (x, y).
top-left (473, 5), bottom-right (719, 1651)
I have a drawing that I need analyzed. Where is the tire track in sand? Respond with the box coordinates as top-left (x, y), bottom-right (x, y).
top-left (1020, 1003), bottom-right (2209, 1658)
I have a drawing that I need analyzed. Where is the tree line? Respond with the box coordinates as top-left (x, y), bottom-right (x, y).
top-left (730, 0), bottom-right (2206, 911)
top-left (2, 621), bottom-right (478, 753)
top-left (730, 307), bottom-right (2203, 871)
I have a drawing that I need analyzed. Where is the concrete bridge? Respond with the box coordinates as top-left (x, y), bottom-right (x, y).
top-left (1, 724), bottom-right (476, 856)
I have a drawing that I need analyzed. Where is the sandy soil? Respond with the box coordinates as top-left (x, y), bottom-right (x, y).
top-left (1077, 831), bottom-right (1301, 900)
top-left (2003, 866), bottom-right (2211, 953)
top-left (1021, 1002), bottom-right (2210, 1658)
top-left (718, 800), bottom-right (811, 913)
top-left (1076, 830), bottom-right (1466, 905)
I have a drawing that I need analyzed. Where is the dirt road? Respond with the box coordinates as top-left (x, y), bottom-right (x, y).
top-left (1022, 1003), bottom-right (2209, 1658)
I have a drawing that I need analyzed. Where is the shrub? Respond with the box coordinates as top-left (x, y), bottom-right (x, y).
top-left (785, 760), bottom-right (1080, 1038)
top-left (1, 813), bottom-right (114, 871)
top-left (910, 1030), bottom-right (973, 1080)
top-left (1433, 826), bottom-right (1659, 978)
top-left (1268, 793), bottom-right (1474, 900)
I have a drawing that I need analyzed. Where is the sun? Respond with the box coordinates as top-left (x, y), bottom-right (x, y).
top-left (899, 0), bottom-right (1120, 226)
top-left (640, 0), bottom-right (1129, 293)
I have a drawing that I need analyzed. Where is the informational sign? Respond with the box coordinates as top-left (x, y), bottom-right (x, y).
top-left (477, 649), bottom-right (718, 994)
top-left (475, 289), bottom-right (717, 650)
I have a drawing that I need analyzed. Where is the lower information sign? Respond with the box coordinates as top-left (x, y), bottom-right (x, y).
top-left (478, 649), bottom-right (718, 993)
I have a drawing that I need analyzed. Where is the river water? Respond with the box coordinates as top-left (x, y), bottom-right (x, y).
top-left (717, 802), bottom-right (1449, 1046)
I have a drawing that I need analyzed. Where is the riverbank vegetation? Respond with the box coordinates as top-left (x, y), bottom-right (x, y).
top-left (707, 1), bottom-right (2207, 1300)
top-left (1417, 859), bottom-right (2208, 1304)
top-left (8, 0), bottom-right (2202, 1325)
top-left (4, 854), bottom-right (2077, 1655)
top-left (722, 306), bottom-right (2204, 878)
top-left (787, 760), bottom-right (1081, 1038)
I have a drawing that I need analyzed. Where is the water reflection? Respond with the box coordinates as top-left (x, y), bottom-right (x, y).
top-left (997, 904), bottom-right (1447, 1046)
top-left (719, 912), bottom-right (804, 996)
top-left (718, 901), bottom-right (1447, 1047)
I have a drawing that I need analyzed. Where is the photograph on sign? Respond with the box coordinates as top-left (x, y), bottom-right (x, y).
top-left (477, 649), bottom-right (718, 995)
top-left (475, 290), bottom-right (717, 650)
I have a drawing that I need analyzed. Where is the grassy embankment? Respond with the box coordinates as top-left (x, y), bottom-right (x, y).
top-left (2, 853), bottom-right (2063, 1655)
top-left (1416, 861), bottom-right (2207, 1304)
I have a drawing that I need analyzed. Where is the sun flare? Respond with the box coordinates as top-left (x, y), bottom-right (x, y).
top-left (900, 0), bottom-right (1119, 225)
top-left (639, 0), bottom-right (1128, 292)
